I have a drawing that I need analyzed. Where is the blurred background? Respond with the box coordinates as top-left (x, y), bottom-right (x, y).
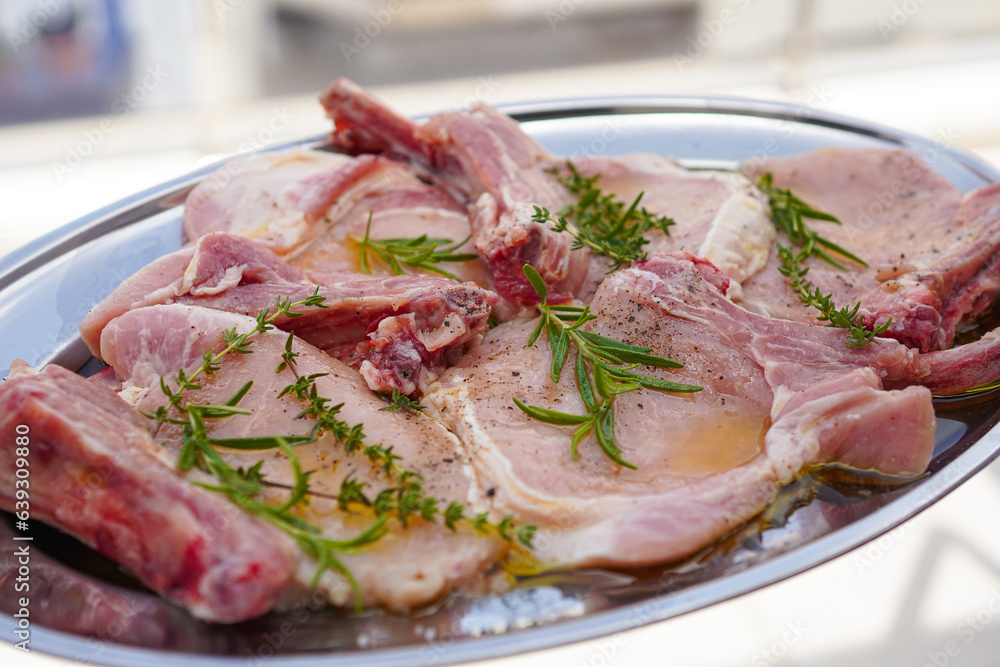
top-left (1, 0), bottom-right (999, 257)
top-left (2, 2), bottom-right (1000, 666)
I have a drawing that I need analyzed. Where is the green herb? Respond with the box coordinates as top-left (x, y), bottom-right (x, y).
top-left (755, 172), bottom-right (865, 271)
top-left (276, 336), bottom-right (537, 550)
top-left (143, 291), bottom-right (533, 612)
top-left (355, 213), bottom-right (478, 282)
top-left (513, 265), bottom-right (701, 468)
top-left (532, 162), bottom-right (674, 272)
top-left (168, 392), bottom-right (387, 610)
top-left (757, 173), bottom-right (890, 348)
top-left (777, 245), bottom-right (891, 348)
top-left (376, 388), bottom-right (424, 413)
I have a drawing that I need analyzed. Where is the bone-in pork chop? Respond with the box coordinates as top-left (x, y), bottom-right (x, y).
top-left (321, 77), bottom-right (594, 306)
top-left (859, 181), bottom-right (1000, 352)
top-left (739, 148), bottom-right (964, 323)
top-left (569, 155), bottom-right (774, 298)
top-left (184, 147), bottom-right (491, 287)
top-left (423, 253), bottom-right (934, 568)
top-left (80, 233), bottom-right (497, 396)
top-left (183, 146), bottom-right (352, 253)
top-left (0, 362), bottom-right (298, 623)
top-left (321, 79), bottom-right (778, 306)
top-left (100, 304), bottom-right (506, 612)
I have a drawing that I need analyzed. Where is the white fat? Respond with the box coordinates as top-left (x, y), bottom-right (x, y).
top-left (117, 384), bottom-right (147, 406)
top-left (188, 264), bottom-right (248, 297)
top-left (696, 175), bottom-right (774, 299)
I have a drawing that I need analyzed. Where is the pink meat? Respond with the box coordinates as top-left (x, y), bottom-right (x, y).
top-left (859, 181), bottom-right (1000, 351)
top-left (80, 232), bottom-right (498, 396)
top-left (740, 148), bottom-right (964, 324)
top-left (424, 253), bottom-right (935, 568)
top-left (321, 77), bottom-right (593, 305)
top-left (0, 364), bottom-right (298, 623)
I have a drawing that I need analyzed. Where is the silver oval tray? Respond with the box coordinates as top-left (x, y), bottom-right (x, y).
top-left (2, 96), bottom-right (1000, 666)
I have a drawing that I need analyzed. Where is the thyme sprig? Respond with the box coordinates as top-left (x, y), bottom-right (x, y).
top-left (777, 245), bottom-right (891, 348)
top-left (355, 214), bottom-right (478, 282)
top-left (376, 388), bottom-right (424, 413)
top-left (276, 334), bottom-right (537, 549)
top-left (146, 290), bottom-right (327, 433)
top-left (757, 173), bottom-right (890, 348)
top-left (532, 162), bottom-right (674, 272)
top-left (143, 291), bottom-right (533, 612)
top-left (513, 265), bottom-right (701, 469)
top-left (168, 392), bottom-right (387, 610)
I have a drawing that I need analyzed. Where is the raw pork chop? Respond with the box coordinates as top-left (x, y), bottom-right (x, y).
top-left (321, 78), bottom-right (777, 305)
top-left (183, 145), bottom-right (352, 253)
top-left (739, 148), bottom-right (964, 324)
top-left (80, 233), bottom-right (498, 396)
top-left (100, 304), bottom-right (506, 612)
top-left (0, 361), bottom-right (298, 623)
top-left (321, 77), bottom-right (593, 305)
top-left (569, 155), bottom-right (775, 298)
top-left (423, 253), bottom-right (935, 567)
top-left (184, 147), bottom-right (490, 287)
top-left (859, 182), bottom-right (1000, 351)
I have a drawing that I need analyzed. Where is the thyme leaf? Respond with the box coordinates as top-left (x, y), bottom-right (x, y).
top-left (777, 244), bottom-right (891, 348)
top-left (514, 265), bottom-right (701, 469)
top-left (532, 162), bottom-right (674, 272)
top-left (376, 388), bottom-right (424, 413)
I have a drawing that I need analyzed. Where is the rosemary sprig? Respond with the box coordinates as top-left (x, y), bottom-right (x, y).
top-left (513, 265), bottom-right (701, 469)
top-left (756, 172), bottom-right (890, 348)
top-left (355, 213), bottom-right (478, 282)
top-left (777, 245), bottom-right (891, 348)
top-left (755, 172), bottom-right (865, 271)
top-left (532, 162), bottom-right (674, 272)
top-left (276, 333), bottom-right (537, 549)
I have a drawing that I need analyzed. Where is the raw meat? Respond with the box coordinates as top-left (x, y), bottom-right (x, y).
top-left (184, 146), bottom-right (491, 287)
top-left (423, 253), bottom-right (935, 567)
top-left (100, 304), bottom-right (506, 612)
top-left (859, 182), bottom-right (1000, 351)
top-left (321, 77), bottom-right (594, 306)
top-left (80, 232), bottom-right (498, 396)
top-left (0, 361), bottom-right (298, 623)
top-left (569, 155), bottom-right (775, 298)
top-left (740, 148), bottom-right (964, 323)
top-left (321, 79), bottom-right (777, 306)
top-left (183, 146), bottom-right (352, 253)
